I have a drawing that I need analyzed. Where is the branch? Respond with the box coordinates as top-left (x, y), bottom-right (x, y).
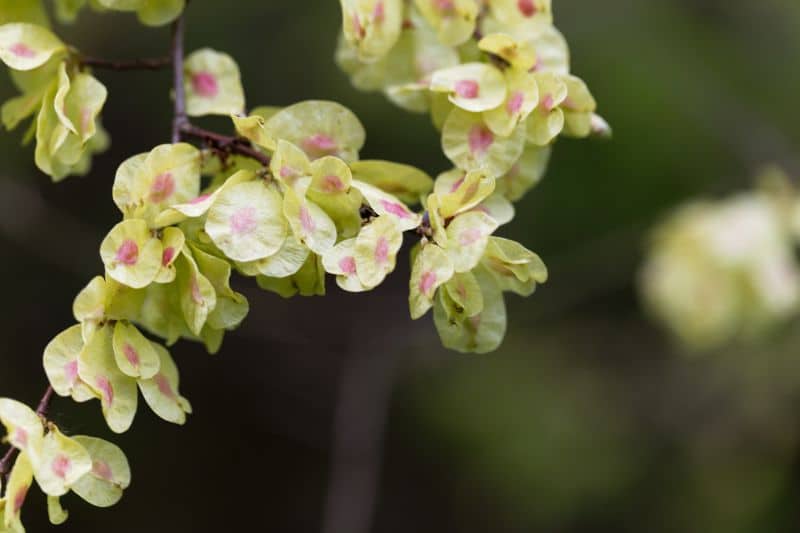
top-left (171, 12), bottom-right (188, 143)
top-left (180, 123), bottom-right (271, 167)
top-left (36, 387), bottom-right (55, 417)
top-left (0, 386), bottom-right (54, 491)
top-left (0, 446), bottom-right (15, 484)
top-left (80, 55), bottom-right (171, 71)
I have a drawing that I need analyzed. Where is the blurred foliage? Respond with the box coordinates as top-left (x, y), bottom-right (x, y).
top-left (640, 170), bottom-right (800, 350)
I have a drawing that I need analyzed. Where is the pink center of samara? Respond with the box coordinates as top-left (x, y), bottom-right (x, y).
top-left (454, 79), bottom-right (480, 99)
top-left (517, 0), bottom-right (537, 17)
top-left (322, 174), bottom-right (346, 193)
top-left (459, 228), bottom-right (483, 246)
top-left (419, 271), bottom-right (437, 296)
top-left (162, 246), bottom-right (176, 266)
top-left (191, 71), bottom-right (219, 98)
top-left (375, 237), bottom-right (390, 264)
top-left (149, 172), bottom-right (175, 203)
top-left (339, 256), bottom-right (357, 276)
top-left (155, 374), bottom-right (176, 400)
top-left (300, 206), bottom-right (316, 233)
top-left (64, 360), bottom-right (79, 386)
top-left (12, 428), bottom-right (28, 448)
top-left (190, 276), bottom-right (204, 305)
top-left (115, 239), bottom-right (139, 266)
top-left (541, 93), bottom-right (555, 112)
top-left (80, 107), bottom-right (92, 134)
top-left (123, 343), bottom-right (140, 368)
top-left (93, 460), bottom-right (113, 481)
top-left (373, 1), bottom-right (385, 23)
top-left (380, 199), bottom-right (410, 219)
top-left (52, 455), bottom-right (71, 479)
top-left (435, 0), bottom-right (454, 13)
top-left (280, 166), bottom-right (298, 179)
top-left (507, 91), bottom-right (525, 115)
top-left (230, 206), bottom-right (258, 235)
top-left (96, 376), bottom-right (114, 406)
top-left (10, 42), bottom-right (36, 58)
top-left (303, 134), bottom-right (338, 157)
top-left (468, 125), bottom-right (493, 156)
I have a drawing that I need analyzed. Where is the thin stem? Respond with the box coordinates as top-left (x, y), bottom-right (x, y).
top-left (36, 386), bottom-right (55, 417)
top-left (80, 55), bottom-right (172, 71)
top-left (180, 124), bottom-right (271, 166)
top-left (0, 447), bottom-right (15, 481)
top-left (171, 12), bottom-right (188, 143)
top-left (0, 386), bottom-right (54, 491)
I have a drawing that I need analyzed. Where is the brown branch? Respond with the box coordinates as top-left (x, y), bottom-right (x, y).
top-left (0, 446), bottom-right (16, 483)
top-left (80, 55), bottom-right (171, 71)
top-left (0, 386), bottom-right (54, 491)
top-left (36, 387), bottom-right (55, 417)
top-left (180, 124), bottom-right (271, 167)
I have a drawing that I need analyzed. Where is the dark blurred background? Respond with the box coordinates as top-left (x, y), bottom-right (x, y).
top-left (2, 1), bottom-right (800, 531)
